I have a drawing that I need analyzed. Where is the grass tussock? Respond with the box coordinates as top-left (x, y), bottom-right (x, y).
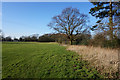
top-left (67, 45), bottom-right (119, 78)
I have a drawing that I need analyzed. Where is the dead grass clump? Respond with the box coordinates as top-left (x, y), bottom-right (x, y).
top-left (67, 45), bottom-right (118, 78)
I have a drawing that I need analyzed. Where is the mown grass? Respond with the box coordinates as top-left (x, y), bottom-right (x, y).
top-left (2, 42), bottom-right (103, 78)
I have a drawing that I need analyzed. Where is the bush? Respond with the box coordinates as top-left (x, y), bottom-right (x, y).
top-left (75, 34), bottom-right (91, 45)
top-left (89, 33), bottom-right (120, 48)
top-left (103, 39), bottom-right (120, 48)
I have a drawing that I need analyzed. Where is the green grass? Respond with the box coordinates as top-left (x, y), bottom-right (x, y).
top-left (2, 42), bottom-right (102, 78)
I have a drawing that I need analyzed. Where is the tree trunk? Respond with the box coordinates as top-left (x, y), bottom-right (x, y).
top-left (69, 35), bottom-right (73, 45)
top-left (109, 0), bottom-right (114, 40)
top-left (70, 40), bottom-right (73, 45)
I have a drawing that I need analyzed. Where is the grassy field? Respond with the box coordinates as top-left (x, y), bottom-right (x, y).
top-left (2, 42), bottom-right (102, 78)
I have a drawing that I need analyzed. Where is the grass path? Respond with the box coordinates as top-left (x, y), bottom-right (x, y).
top-left (2, 42), bottom-right (102, 78)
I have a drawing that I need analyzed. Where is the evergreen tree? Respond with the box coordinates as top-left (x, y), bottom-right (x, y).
top-left (89, 1), bottom-right (120, 40)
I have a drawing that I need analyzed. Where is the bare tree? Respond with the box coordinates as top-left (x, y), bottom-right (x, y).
top-left (48, 7), bottom-right (89, 45)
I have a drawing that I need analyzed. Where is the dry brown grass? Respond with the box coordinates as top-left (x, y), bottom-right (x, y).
top-left (66, 45), bottom-right (119, 78)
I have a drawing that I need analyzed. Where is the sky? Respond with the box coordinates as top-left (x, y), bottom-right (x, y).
top-left (2, 0), bottom-right (90, 2)
top-left (2, 2), bottom-right (98, 38)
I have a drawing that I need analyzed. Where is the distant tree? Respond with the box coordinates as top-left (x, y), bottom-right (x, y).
top-left (19, 34), bottom-right (39, 42)
top-left (5, 36), bottom-right (12, 41)
top-left (14, 37), bottom-right (18, 41)
top-left (38, 34), bottom-right (55, 42)
top-left (19, 36), bottom-right (25, 41)
top-left (48, 7), bottom-right (89, 45)
top-left (24, 36), bottom-right (31, 42)
top-left (19, 37), bottom-right (23, 41)
top-left (30, 34), bottom-right (39, 41)
top-left (50, 33), bottom-right (69, 43)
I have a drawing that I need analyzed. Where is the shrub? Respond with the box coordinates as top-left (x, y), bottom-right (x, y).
top-left (75, 34), bottom-right (91, 45)
top-left (89, 33), bottom-right (120, 48)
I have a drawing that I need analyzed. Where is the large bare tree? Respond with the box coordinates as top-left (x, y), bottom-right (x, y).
top-left (48, 7), bottom-right (89, 45)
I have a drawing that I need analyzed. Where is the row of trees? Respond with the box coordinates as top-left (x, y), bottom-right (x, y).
top-left (1, 34), bottom-right (53, 42)
top-left (1, 33), bottom-right (91, 45)
top-left (1, 31), bottom-right (119, 48)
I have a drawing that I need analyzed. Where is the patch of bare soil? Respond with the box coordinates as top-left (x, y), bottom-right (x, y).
top-left (66, 45), bottom-right (119, 78)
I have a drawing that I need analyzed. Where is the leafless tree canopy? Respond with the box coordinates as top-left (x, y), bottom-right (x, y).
top-left (48, 7), bottom-right (89, 44)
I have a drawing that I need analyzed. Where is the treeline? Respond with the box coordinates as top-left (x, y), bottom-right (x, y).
top-left (1, 33), bottom-right (91, 44)
top-left (1, 34), bottom-right (54, 42)
top-left (1, 32), bottom-right (120, 48)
